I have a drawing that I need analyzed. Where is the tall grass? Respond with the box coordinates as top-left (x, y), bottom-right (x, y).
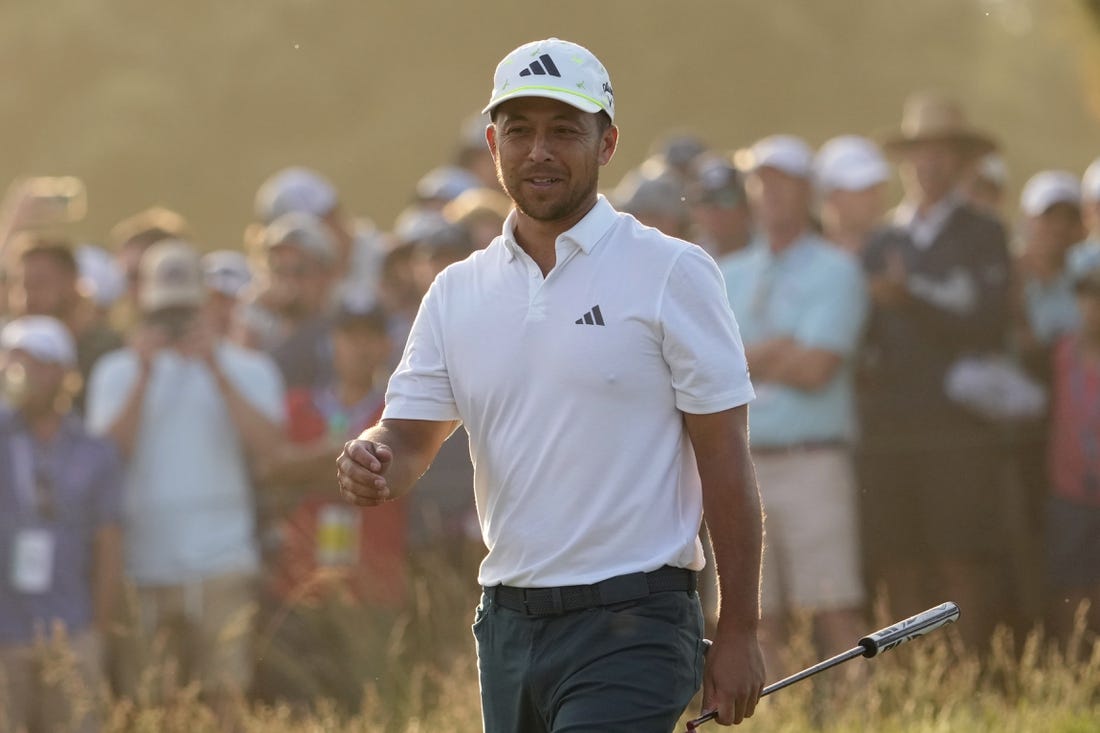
top-left (11, 593), bottom-right (1100, 733)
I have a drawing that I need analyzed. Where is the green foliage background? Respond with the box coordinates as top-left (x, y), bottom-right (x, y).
top-left (2, 0), bottom-right (1097, 248)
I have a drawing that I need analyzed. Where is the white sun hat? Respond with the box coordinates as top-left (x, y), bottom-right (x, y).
top-left (483, 38), bottom-right (615, 121)
top-left (1, 315), bottom-right (77, 367)
top-left (736, 135), bottom-right (815, 179)
top-left (815, 135), bottom-right (891, 192)
top-left (1083, 156), bottom-right (1100, 203)
top-left (1020, 170), bottom-right (1082, 217)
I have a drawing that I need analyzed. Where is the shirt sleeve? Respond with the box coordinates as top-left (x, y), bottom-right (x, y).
top-left (84, 353), bottom-right (135, 438)
top-left (792, 252), bottom-right (869, 356)
top-left (234, 352), bottom-right (287, 425)
top-left (659, 245), bottom-right (756, 414)
top-left (382, 278), bottom-right (462, 422)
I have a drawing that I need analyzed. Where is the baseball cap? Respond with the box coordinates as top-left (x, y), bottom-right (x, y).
top-left (263, 212), bottom-right (337, 265)
top-left (139, 240), bottom-right (205, 312)
top-left (483, 38), bottom-right (615, 121)
top-left (254, 167), bottom-right (338, 224)
top-left (416, 166), bottom-right (482, 203)
top-left (975, 153), bottom-right (1009, 187)
top-left (815, 135), bottom-right (891, 192)
top-left (736, 135), bottom-right (814, 179)
top-left (1020, 170), bottom-right (1082, 217)
top-left (613, 171), bottom-right (686, 218)
top-left (687, 153), bottom-right (746, 207)
top-left (202, 250), bottom-right (253, 298)
top-left (1084, 157), bottom-right (1100, 203)
top-left (1, 316), bottom-right (76, 367)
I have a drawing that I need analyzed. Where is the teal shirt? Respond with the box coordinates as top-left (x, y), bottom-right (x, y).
top-left (720, 233), bottom-right (868, 447)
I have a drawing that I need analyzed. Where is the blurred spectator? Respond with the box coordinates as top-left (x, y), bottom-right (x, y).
top-left (1083, 157), bottom-right (1100, 246)
top-left (723, 134), bottom-right (869, 676)
top-left (201, 250), bottom-right (253, 341)
top-left (411, 222), bottom-right (476, 296)
top-left (6, 236), bottom-right (123, 413)
top-left (254, 166), bottom-right (387, 307)
top-left (0, 316), bottom-right (122, 733)
top-left (647, 131), bottom-right (709, 181)
top-left (415, 165), bottom-right (482, 210)
top-left (75, 245), bottom-right (126, 318)
top-left (861, 92), bottom-right (1013, 646)
top-left (962, 152), bottom-right (1009, 218)
top-left (612, 168), bottom-right (690, 239)
top-left (815, 135), bottom-right (891, 255)
top-left (253, 300), bottom-right (404, 709)
top-left (1015, 171), bottom-right (1086, 355)
top-left (85, 240), bottom-right (285, 711)
top-left (1044, 250), bottom-right (1100, 639)
top-left (244, 213), bottom-right (338, 389)
top-left (443, 187), bottom-right (513, 249)
top-left (455, 111), bottom-right (500, 190)
top-left (686, 152), bottom-right (752, 260)
top-left (107, 206), bottom-right (189, 332)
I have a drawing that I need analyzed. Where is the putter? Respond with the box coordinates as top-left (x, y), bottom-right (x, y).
top-left (685, 601), bottom-right (960, 731)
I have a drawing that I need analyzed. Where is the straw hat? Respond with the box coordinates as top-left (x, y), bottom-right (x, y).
top-left (883, 91), bottom-right (997, 158)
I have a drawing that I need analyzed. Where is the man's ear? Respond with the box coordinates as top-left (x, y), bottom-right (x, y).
top-left (486, 124), bottom-right (499, 161)
top-left (599, 125), bottom-right (619, 167)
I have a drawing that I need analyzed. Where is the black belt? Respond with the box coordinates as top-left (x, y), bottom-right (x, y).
top-left (484, 566), bottom-right (697, 616)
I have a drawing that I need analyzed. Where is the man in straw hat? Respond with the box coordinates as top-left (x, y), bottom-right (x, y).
top-left (338, 37), bottom-right (765, 729)
top-left (858, 92), bottom-right (1015, 647)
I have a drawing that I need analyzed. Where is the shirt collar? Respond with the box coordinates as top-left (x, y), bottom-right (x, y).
top-left (892, 191), bottom-right (962, 238)
top-left (500, 195), bottom-right (618, 262)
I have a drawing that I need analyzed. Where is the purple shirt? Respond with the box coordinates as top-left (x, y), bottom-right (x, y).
top-left (0, 409), bottom-right (123, 643)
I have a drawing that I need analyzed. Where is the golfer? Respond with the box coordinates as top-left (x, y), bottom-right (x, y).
top-left (337, 38), bottom-right (765, 731)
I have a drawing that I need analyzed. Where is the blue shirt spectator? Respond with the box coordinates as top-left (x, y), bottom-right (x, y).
top-left (722, 233), bottom-right (868, 446)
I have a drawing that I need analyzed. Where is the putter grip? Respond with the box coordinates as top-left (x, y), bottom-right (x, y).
top-left (858, 601), bottom-right (959, 657)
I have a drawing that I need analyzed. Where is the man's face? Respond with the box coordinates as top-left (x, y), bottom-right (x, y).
top-left (1083, 199), bottom-right (1100, 238)
top-left (745, 167), bottom-right (811, 232)
top-left (899, 140), bottom-right (967, 204)
top-left (1, 349), bottom-right (65, 414)
top-left (10, 254), bottom-right (77, 318)
top-left (266, 244), bottom-right (330, 318)
top-left (487, 97), bottom-right (617, 225)
top-left (824, 184), bottom-right (887, 234)
top-left (1025, 203), bottom-right (1084, 255)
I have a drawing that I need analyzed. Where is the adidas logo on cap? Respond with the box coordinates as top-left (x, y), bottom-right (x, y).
top-left (483, 38), bottom-right (615, 121)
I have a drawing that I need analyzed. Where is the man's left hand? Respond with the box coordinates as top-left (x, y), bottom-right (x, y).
top-left (700, 628), bottom-right (765, 725)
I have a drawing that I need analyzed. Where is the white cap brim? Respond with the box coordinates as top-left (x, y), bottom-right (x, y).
top-left (482, 88), bottom-right (605, 117)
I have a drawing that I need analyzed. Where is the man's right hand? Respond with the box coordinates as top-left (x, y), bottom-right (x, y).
top-left (337, 439), bottom-right (394, 506)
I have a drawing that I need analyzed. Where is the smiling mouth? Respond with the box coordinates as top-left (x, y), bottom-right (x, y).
top-left (527, 177), bottom-right (562, 186)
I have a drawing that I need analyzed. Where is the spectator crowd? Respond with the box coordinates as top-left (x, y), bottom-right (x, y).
top-left (0, 90), bottom-right (1099, 730)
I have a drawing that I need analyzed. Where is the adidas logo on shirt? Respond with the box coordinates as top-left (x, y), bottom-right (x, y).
top-left (574, 305), bottom-right (605, 326)
top-left (519, 54), bottom-right (562, 78)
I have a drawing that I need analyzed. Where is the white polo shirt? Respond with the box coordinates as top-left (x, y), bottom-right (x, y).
top-left (383, 195), bottom-right (754, 587)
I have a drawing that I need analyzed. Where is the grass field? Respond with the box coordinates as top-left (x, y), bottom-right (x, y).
top-left (26, 584), bottom-right (1100, 733)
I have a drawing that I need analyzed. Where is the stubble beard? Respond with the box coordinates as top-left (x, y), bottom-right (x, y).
top-left (497, 167), bottom-right (598, 225)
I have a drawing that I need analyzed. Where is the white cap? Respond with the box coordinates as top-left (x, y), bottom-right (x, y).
top-left (75, 244), bottom-right (126, 307)
top-left (139, 240), bottom-right (205, 311)
top-left (393, 206), bottom-right (450, 245)
top-left (202, 250), bottom-right (252, 298)
top-left (1, 316), bottom-right (77, 367)
top-left (1084, 157), bottom-right (1100, 203)
top-left (975, 153), bottom-right (1009, 187)
top-left (736, 135), bottom-right (814, 179)
top-left (263, 212), bottom-right (337, 265)
top-left (483, 38), bottom-right (615, 121)
top-left (1020, 170), bottom-right (1082, 217)
top-left (416, 166), bottom-right (481, 203)
top-left (254, 167), bottom-right (338, 224)
top-left (814, 135), bottom-right (890, 192)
